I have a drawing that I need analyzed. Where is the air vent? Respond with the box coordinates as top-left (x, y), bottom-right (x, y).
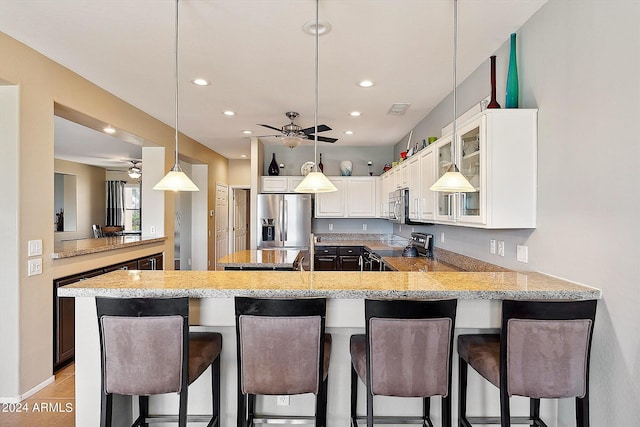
top-left (388, 103), bottom-right (410, 115)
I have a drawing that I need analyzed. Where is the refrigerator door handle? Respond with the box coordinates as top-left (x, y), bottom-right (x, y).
top-left (279, 200), bottom-right (284, 242)
top-left (283, 200), bottom-right (288, 241)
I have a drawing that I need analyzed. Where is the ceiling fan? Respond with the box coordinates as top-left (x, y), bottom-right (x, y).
top-left (258, 111), bottom-right (337, 148)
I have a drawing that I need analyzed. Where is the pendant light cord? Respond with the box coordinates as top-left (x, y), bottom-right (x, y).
top-left (173, 0), bottom-right (180, 170)
top-left (313, 0), bottom-right (319, 172)
top-left (451, 0), bottom-right (458, 171)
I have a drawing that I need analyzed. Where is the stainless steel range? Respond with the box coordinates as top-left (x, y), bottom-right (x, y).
top-left (362, 232), bottom-right (434, 271)
top-left (409, 232), bottom-right (434, 258)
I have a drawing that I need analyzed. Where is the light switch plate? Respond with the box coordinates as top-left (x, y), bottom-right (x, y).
top-left (498, 241), bottom-right (505, 257)
top-left (490, 240), bottom-right (496, 255)
top-left (28, 239), bottom-right (43, 256)
top-left (28, 258), bottom-right (42, 276)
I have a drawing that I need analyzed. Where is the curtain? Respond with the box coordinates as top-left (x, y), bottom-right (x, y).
top-left (105, 180), bottom-right (126, 226)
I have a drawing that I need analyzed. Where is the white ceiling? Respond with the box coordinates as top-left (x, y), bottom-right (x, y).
top-left (1, 0), bottom-right (546, 162)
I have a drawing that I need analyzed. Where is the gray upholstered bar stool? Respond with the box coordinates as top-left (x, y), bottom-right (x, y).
top-left (96, 297), bottom-right (222, 427)
top-left (350, 299), bottom-right (458, 427)
top-left (458, 299), bottom-right (597, 427)
top-left (235, 296), bottom-right (331, 427)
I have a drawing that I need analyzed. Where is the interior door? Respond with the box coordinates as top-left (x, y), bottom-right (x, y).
top-left (215, 183), bottom-right (229, 270)
top-left (233, 189), bottom-right (247, 252)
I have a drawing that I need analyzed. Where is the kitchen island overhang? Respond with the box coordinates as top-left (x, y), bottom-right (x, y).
top-left (60, 270), bottom-right (601, 427)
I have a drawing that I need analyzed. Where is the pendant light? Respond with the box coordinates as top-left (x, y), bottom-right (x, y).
top-left (429, 0), bottom-right (476, 193)
top-left (295, 0), bottom-right (337, 194)
top-left (153, 0), bottom-right (199, 192)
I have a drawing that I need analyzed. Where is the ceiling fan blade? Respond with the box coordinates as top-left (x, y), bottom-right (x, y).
top-left (257, 124), bottom-right (282, 132)
top-left (301, 124), bottom-right (331, 134)
top-left (312, 135), bottom-right (338, 143)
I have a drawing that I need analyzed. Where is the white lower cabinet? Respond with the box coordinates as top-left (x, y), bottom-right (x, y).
top-left (315, 177), bottom-right (378, 218)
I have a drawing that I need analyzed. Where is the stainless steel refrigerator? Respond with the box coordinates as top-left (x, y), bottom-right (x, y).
top-left (257, 194), bottom-right (312, 249)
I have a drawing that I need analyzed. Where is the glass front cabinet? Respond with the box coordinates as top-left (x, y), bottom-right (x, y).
top-left (434, 109), bottom-right (537, 228)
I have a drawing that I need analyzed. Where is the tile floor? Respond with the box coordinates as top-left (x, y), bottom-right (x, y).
top-left (0, 364), bottom-right (75, 426)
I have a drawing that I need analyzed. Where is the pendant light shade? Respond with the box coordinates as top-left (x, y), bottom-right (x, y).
top-left (429, 0), bottom-right (476, 194)
top-left (153, 0), bottom-right (199, 192)
top-left (295, 171), bottom-right (338, 193)
top-left (295, 0), bottom-right (336, 194)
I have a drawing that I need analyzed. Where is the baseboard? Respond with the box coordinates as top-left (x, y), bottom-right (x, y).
top-left (0, 375), bottom-right (55, 403)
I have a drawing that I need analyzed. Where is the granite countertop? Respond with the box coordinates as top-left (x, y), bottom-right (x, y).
top-left (382, 256), bottom-right (461, 272)
top-left (58, 270), bottom-right (602, 300)
top-left (52, 236), bottom-right (167, 259)
top-left (217, 249), bottom-right (302, 269)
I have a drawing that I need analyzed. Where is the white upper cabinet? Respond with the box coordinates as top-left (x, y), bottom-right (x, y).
top-left (418, 146), bottom-right (436, 221)
top-left (315, 177), bottom-right (378, 218)
top-left (434, 109), bottom-right (538, 228)
top-left (261, 176), bottom-right (305, 193)
top-left (406, 156), bottom-right (421, 220)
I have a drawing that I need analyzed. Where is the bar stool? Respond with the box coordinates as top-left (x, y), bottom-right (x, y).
top-left (350, 298), bottom-right (458, 427)
top-left (96, 297), bottom-right (222, 427)
top-left (235, 296), bottom-right (331, 427)
top-left (458, 299), bottom-right (597, 427)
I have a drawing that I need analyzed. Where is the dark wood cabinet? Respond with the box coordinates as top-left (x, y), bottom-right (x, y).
top-left (337, 246), bottom-right (363, 271)
top-left (314, 246), bottom-right (338, 271)
top-left (53, 253), bottom-right (164, 372)
top-left (314, 246), bottom-right (363, 271)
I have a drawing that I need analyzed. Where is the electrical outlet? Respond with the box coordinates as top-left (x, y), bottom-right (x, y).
top-left (399, 225), bottom-right (402, 232)
top-left (490, 239), bottom-right (496, 255)
top-left (28, 258), bottom-right (42, 276)
top-left (517, 245), bottom-right (529, 263)
top-left (276, 395), bottom-right (290, 406)
top-left (440, 232), bottom-right (445, 243)
top-left (150, 225), bottom-right (156, 234)
top-left (328, 223), bottom-right (333, 231)
top-left (362, 224), bottom-right (367, 231)
top-left (498, 241), bottom-right (505, 257)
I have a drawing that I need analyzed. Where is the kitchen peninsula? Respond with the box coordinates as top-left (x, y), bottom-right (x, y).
top-left (59, 268), bottom-right (600, 426)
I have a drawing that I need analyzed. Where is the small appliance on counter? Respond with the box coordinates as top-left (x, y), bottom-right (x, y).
top-left (407, 232), bottom-right (434, 258)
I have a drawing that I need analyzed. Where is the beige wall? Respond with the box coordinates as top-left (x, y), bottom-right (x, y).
top-left (0, 32), bottom-right (228, 396)
top-left (54, 158), bottom-right (106, 243)
top-left (228, 159), bottom-right (251, 186)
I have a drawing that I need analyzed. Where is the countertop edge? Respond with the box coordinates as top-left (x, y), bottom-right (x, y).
top-left (52, 237), bottom-right (167, 259)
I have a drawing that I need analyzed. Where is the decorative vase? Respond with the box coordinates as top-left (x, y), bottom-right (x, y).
top-left (268, 153), bottom-right (279, 176)
top-left (318, 153), bottom-right (324, 173)
top-left (505, 33), bottom-right (519, 108)
top-left (339, 160), bottom-right (352, 176)
top-left (487, 55), bottom-right (501, 109)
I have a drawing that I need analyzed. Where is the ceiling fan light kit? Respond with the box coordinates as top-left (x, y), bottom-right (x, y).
top-left (154, 0), bottom-right (199, 192)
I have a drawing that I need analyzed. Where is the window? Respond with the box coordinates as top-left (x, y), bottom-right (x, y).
top-left (124, 183), bottom-right (141, 231)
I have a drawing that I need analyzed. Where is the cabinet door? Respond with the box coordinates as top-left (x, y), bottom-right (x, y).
top-left (139, 253), bottom-right (164, 270)
top-left (434, 136), bottom-right (456, 223)
top-left (346, 178), bottom-right (377, 218)
top-left (380, 174), bottom-right (390, 217)
top-left (287, 177), bottom-right (304, 192)
top-left (457, 117), bottom-right (484, 224)
top-left (261, 177), bottom-right (288, 193)
top-left (314, 247), bottom-right (338, 271)
top-left (407, 157), bottom-right (421, 219)
top-left (419, 147), bottom-right (435, 221)
top-left (315, 178), bottom-right (345, 217)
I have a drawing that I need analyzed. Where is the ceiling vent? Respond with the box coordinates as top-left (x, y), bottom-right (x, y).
top-left (388, 103), bottom-right (411, 115)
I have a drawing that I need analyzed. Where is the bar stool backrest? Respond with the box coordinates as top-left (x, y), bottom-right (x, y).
top-left (365, 299), bottom-right (457, 397)
top-left (501, 300), bottom-right (597, 399)
top-left (96, 298), bottom-right (189, 396)
top-left (235, 297), bottom-right (327, 396)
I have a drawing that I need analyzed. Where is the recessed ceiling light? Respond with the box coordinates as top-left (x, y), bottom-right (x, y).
top-left (344, 130), bottom-right (354, 135)
top-left (242, 130), bottom-right (253, 134)
top-left (223, 110), bottom-right (235, 116)
top-left (191, 78), bottom-right (210, 86)
top-left (302, 21), bottom-right (332, 36)
top-left (103, 126), bottom-right (116, 134)
top-left (350, 111), bottom-right (362, 117)
top-left (240, 154), bottom-right (248, 158)
top-left (358, 80), bottom-right (375, 88)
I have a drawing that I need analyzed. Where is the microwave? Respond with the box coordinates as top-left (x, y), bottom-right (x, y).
top-left (388, 189), bottom-right (423, 225)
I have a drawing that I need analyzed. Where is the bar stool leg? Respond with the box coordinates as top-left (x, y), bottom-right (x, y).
top-left (101, 393), bottom-right (113, 427)
top-left (139, 395), bottom-right (149, 427)
top-left (366, 386), bottom-right (374, 427)
top-left (422, 397), bottom-right (432, 427)
top-left (458, 356), bottom-right (471, 427)
top-left (442, 395), bottom-right (451, 427)
top-left (179, 389), bottom-right (188, 427)
top-left (210, 356), bottom-right (220, 427)
top-left (576, 394), bottom-right (590, 427)
top-left (499, 385), bottom-right (510, 427)
top-left (351, 365), bottom-right (358, 427)
top-left (530, 398), bottom-right (540, 425)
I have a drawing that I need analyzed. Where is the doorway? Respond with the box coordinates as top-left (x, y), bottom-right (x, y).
top-left (231, 187), bottom-right (251, 252)
top-left (214, 183), bottom-right (229, 270)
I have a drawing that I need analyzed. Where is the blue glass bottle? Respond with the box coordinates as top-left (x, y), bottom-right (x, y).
top-left (505, 33), bottom-right (519, 108)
